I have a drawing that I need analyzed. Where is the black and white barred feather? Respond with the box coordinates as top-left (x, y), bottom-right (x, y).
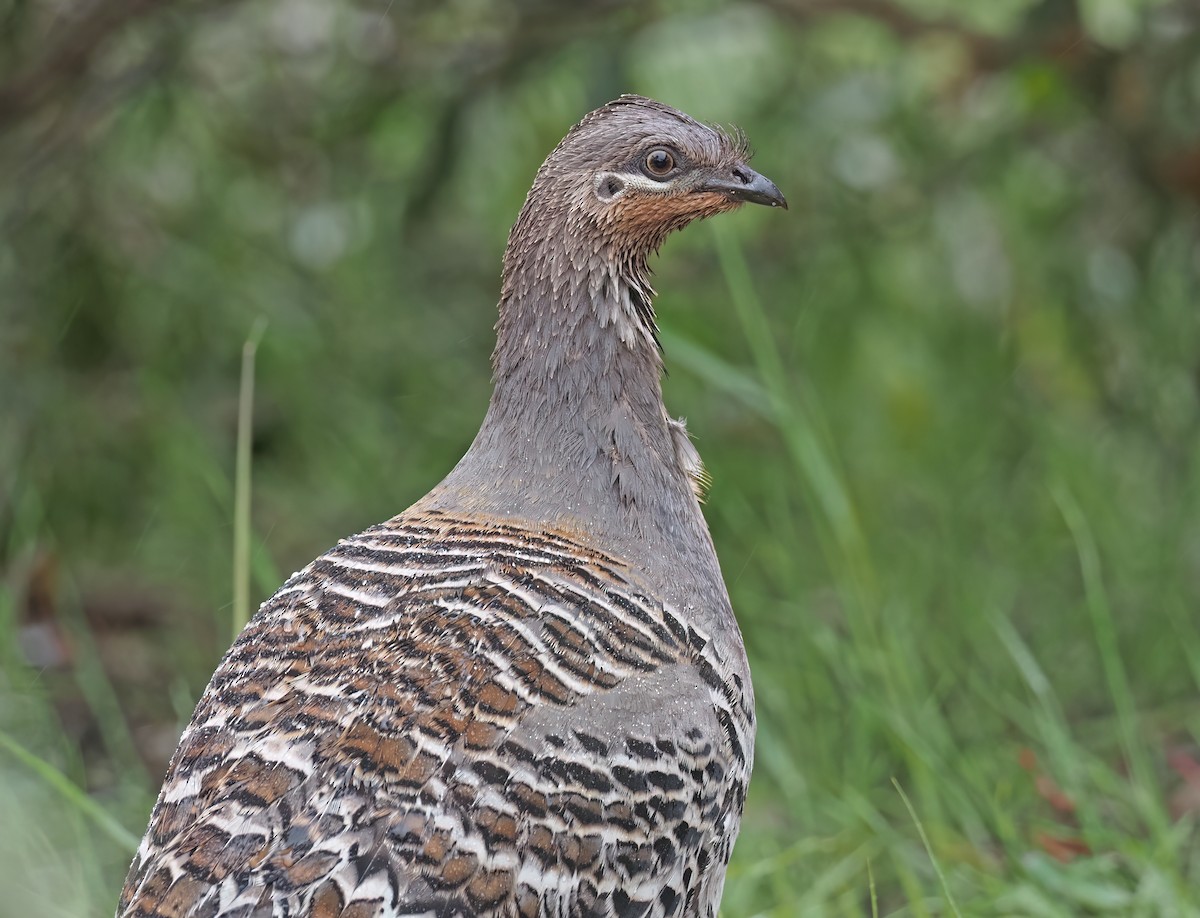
top-left (118, 511), bottom-right (753, 918)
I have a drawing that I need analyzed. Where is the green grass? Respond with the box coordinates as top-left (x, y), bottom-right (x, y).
top-left (2, 1), bottom-right (1199, 915)
top-left (232, 318), bottom-right (268, 638)
top-left (687, 232), bottom-right (1200, 916)
top-left (5, 224), bottom-right (1196, 914)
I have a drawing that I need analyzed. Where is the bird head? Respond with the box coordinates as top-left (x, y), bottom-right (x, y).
top-left (523, 95), bottom-right (786, 258)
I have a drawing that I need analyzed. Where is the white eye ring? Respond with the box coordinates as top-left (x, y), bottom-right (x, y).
top-left (593, 171), bottom-right (669, 203)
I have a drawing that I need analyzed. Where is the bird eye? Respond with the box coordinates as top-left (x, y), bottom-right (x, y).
top-left (644, 148), bottom-right (676, 178)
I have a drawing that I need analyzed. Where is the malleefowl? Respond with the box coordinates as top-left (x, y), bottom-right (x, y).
top-left (118, 94), bottom-right (785, 918)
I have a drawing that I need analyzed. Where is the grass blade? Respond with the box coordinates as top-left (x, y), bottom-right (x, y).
top-left (893, 776), bottom-right (963, 918)
top-left (0, 729), bottom-right (139, 853)
top-left (708, 222), bottom-right (876, 611)
top-left (1052, 483), bottom-right (1166, 837)
top-left (232, 318), bottom-right (268, 638)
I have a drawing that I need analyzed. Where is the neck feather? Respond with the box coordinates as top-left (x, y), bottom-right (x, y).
top-left (422, 198), bottom-right (703, 540)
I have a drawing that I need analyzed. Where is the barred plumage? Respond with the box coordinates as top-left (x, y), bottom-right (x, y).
top-left (119, 513), bottom-right (752, 917)
top-left (119, 95), bottom-right (784, 918)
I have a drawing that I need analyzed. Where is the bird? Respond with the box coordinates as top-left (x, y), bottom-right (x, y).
top-left (117, 94), bottom-right (786, 918)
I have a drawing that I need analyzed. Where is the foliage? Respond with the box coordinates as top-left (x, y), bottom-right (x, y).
top-left (2, 0), bottom-right (1199, 914)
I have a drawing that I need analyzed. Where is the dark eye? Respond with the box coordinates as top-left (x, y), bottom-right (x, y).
top-left (644, 148), bottom-right (676, 178)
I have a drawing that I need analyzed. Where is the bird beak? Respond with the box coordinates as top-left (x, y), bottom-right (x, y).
top-left (699, 165), bottom-right (788, 209)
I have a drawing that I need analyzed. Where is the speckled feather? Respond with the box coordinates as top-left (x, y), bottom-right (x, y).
top-left (119, 512), bottom-right (752, 917)
top-left (118, 96), bottom-right (771, 918)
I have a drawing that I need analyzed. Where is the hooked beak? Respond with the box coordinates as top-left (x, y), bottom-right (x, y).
top-left (700, 164), bottom-right (788, 209)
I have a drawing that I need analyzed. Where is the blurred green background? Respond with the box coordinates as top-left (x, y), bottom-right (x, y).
top-left (3, 0), bottom-right (1200, 914)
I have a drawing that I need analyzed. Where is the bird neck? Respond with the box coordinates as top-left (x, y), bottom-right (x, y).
top-left (491, 225), bottom-right (666, 448)
top-left (422, 216), bottom-right (705, 550)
